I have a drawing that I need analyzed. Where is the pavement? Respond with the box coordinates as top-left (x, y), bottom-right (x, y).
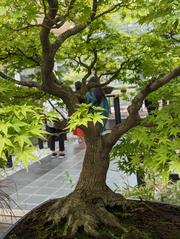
top-left (1, 136), bottom-right (137, 211)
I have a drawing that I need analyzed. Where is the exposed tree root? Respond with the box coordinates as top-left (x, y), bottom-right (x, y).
top-left (46, 189), bottom-right (128, 238)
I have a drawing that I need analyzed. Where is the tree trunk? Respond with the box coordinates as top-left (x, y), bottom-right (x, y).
top-left (4, 131), bottom-right (127, 238)
top-left (75, 135), bottom-right (111, 194)
top-left (38, 130), bottom-right (126, 237)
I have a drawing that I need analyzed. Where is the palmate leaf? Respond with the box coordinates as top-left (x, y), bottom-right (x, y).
top-left (0, 121), bottom-right (12, 136)
top-left (14, 146), bottom-right (37, 170)
top-left (92, 114), bottom-right (106, 125)
top-left (66, 123), bottom-right (78, 132)
top-left (11, 120), bottom-right (29, 133)
top-left (0, 136), bottom-right (14, 155)
top-left (0, 141), bottom-right (4, 156)
top-left (0, 103), bottom-right (46, 169)
top-left (72, 110), bottom-right (84, 118)
top-left (67, 103), bottom-right (107, 131)
top-left (170, 127), bottom-right (180, 137)
top-left (170, 158), bottom-right (180, 175)
top-left (29, 127), bottom-right (46, 139)
top-left (80, 119), bottom-right (89, 127)
top-left (14, 135), bottom-right (32, 149)
top-left (91, 105), bottom-right (105, 111)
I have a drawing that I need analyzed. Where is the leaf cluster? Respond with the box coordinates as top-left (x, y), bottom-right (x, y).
top-left (67, 103), bottom-right (107, 131)
top-left (0, 104), bottom-right (48, 169)
top-left (112, 106), bottom-right (180, 179)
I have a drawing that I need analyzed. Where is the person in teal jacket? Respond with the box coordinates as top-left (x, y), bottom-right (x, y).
top-left (86, 76), bottom-right (109, 131)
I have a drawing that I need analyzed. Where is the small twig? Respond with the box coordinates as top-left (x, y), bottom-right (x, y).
top-left (141, 201), bottom-right (155, 212)
top-left (8, 23), bottom-right (44, 32)
top-left (41, 0), bottom-right (47, 17)
top-left (17, 48), bottom-right (40, 65)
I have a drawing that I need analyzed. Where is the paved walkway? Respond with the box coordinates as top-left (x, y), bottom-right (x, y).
top-left (2, 137), bottom-right (137, 211)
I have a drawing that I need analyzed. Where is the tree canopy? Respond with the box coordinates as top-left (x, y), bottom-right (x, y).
top-left (0, 0), bottom-right (179, 173)
top-left (0, 1), bottom-right (180, 238)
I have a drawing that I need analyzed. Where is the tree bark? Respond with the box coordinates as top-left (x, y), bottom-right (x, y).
top-left (75, 134), bottom-right (111, 194)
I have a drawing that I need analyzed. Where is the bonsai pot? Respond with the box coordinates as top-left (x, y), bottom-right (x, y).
top-left (2, 198), bottom-right (180, 239)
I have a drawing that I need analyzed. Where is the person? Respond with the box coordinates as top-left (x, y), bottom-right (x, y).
top-left (73, 81), bottom-right (85, 143)
top-left (144, 98), bottom-right (158, 115)
top-left (44, 100), bottom-right (67, 158)
top-left (75, 81), bottom-right (82, 92)
top-left (5, 150), bottom-right (13, 168)
top-left (38, 138), bottom-right (44, 149)
top-left (86, 76), bottom-right (109, 131)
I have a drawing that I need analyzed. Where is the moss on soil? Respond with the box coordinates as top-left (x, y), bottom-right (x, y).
top-left (5, 199), bottom-right (180, 239)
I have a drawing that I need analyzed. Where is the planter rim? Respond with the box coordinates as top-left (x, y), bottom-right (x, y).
top-left (2, 198), bottom-right (57, 239)
top-left (127, 197), bottom-right (180, 207)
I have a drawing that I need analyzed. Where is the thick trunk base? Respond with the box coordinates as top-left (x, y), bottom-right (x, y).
top-left (46, 188), bottom-right (126, 238)
top-left (4, 192), bottom-right (180, 239)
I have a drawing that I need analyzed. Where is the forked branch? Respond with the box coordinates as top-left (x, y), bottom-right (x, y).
top-left (52, 2), bottom-right (129, 55)
top-left (104, 66), bottom-right (180, 146)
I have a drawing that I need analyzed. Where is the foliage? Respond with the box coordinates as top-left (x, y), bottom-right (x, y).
top-left (0, 1), bottom-right (179, 238)
top-left (0, 104), bottom-right (46, 169)
top-left (65, 170), bottom-right (74, 188)
top-left (67, 103), bottom-right (107, 131)
top-left (0, 0), bottom-right (179, 184)
top-left (122, 173), bottom-right (180, 205)
top-left (136, 0), bottom-right (179, 37)
top-left (112, 80), bottom-right (180, 179)
top-left (0, 81), bottom-right (58, 169)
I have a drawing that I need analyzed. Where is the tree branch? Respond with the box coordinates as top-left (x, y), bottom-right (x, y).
top-left (98, 60), bottom-right (129, 88)
top-left (0, 71), bottom-right (41, 89)
top-left (67, 0), bottom-right (76, 15)
top-left (76, 50), bottom-right (98, 86)
top-left (41, 0), bottom-right (47, 17)
top-left (91, 0), bottom-right (99, 20)
top-left (39, 1), bottom-right (129, 111)
top-left (40, 0), bottom-right (59, 87)
top-left (39, 0), bottom-right (80, 115)
top-left (52, 0), bottom-right (76, 28)
top-left (94, 2), bottom-right (125, 20)
top-left (52, 23), bottom-right (87, 54)
top-left (164, 32), bottom-right (180, 43)
top-left (17, 48), bottom-right (40, 66)
top-left (0, 52), bottom-right (16, 61)
top-left (104, 66), bottom-right (180, 147)
top-left (76, 57), bottom-right (90, 69)
top-left (40, 0), bottom-right (59, 49)
top-left (8, 23), bottom-right (44, 32)
top-left (84, 60), bottom-right (128, 92)
top-left (128, 66), bottom-right (180, 116)
top-left (52, 2), bottom-right (128, 55)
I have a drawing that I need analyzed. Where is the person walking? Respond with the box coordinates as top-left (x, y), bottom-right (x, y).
top-left (44, 100), bottom-right (67, 158)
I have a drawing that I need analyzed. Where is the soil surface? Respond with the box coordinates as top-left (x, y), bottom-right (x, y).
top-left (3, 199), bottom-right (180, 239)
